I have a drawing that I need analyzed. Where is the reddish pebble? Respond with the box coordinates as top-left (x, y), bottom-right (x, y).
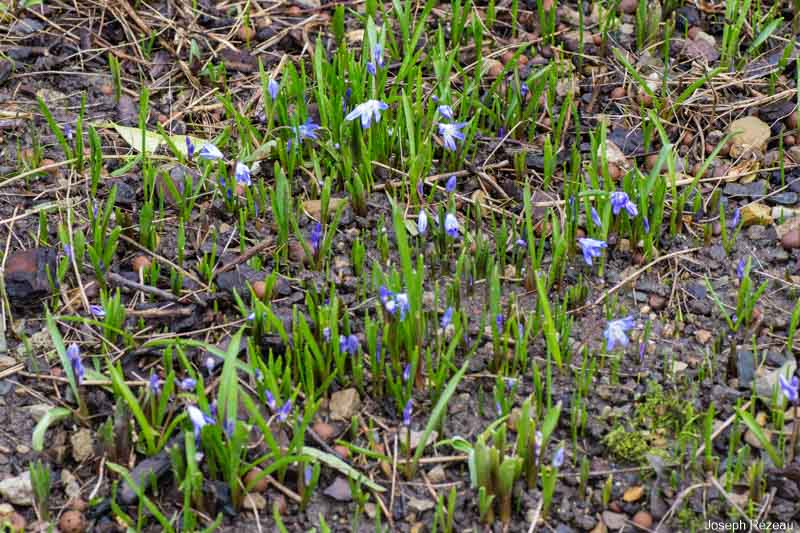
top-left (252, 280), bottom-right (267, 300)
top-left (632, 511), bottom-right (653, 528)
top-left (244, 467), bottom-right (269, 492)
top-left (312, 421), bottom-right (336, 442)
top-left (610, 86), bottom-right (626, 99)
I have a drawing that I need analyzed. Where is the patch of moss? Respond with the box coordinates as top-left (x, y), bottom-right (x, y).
top-left (635, 381), bottom-right (696, 434)
top-left (603, 426), bottom-right (651, 463)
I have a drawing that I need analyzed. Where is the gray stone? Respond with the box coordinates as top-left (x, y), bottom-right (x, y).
top-left (0, 472), bottom-right (33, 506)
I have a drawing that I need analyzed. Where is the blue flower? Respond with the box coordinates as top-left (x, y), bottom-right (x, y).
top-left (148, 373), bottom-right (161, 395)
top-left (643, 217), bottom-right (650, 233)
top-left (577, 238), bottom-right (607, 266)
top-left (223, 419), bottom-right (235, 437)
top-left (441, 307), bottom-right (454, 329)
top-left (437, 105), bottom-right (454, 120)
top-left (780, 374), bottom-right (799, 404)
top-left (63, 244), bottom-right (73, 261)
top-left (372, 43), bottom-right (384, 68)
top-left (417, 210), bottom-right (428, 235)
top-left (444, 213), bottom-right (460, 238)
top-left (310, 223), bottom-right (323, 252)
top-left (737, 257), bottom-right (746, 281)
top-left (277, 400), bottom-right (292, 422)
top-left (342, 87), bottom-right (351, 113)
top-left (520, 83), bottom-right (529, 98)
top-left (90, 305), bottom-right (105, 319)
top-left (198, 143), bottom-right (224, 161)
top-left (729, 208), bottom-right (741, 229)
top-left (185, 137), bottom-right (195, 160)
top-left (268, 78), bottom-right (280, 101)
top-left (339, 334), bottom-right (359, 355)
top-left (504, 377), bottom-right (517, 391)
top-left (322, 327), bottom-right (331, 342)
top-left (496, 314), bottom-right (504, 331)
top-left (205, 356), bottom-right (219, 374)
top-left (235, 162), bottom-right (251, 186)
top-left (516, 238), bottom-right (527, 248)
top-left (402, 399), bottom-right (412, 427)
top-left (610, 191), bottom-right (638, 217)
top-left (67, 343), bottom-right (85, 385)
top-left (438, 122), bottom-right (467, 151)
top-left (533, 431), bottom-right (543, 458)
top-left (395, 293), bottom-right (410, 319)
top-left (178, 378), bottom-right (196, 391)
top-left (295, 118), bottom-right (321, 141)
top-left (379, 287), bottom-right (410, 319)
top-left (403, 363), bottom-right (411, 382)
top-left (63, 124), bottom-right (73, 141)
top-left (590, 206), bottom-right (602, 227)
top-left (345, 100), bottom-right (389, 129)
top-left (604, 316), bottom-right (635, 351)
top-left (304, 465), bottom-right (313, 485)
top-left (552, 446), bottom-right (565, 468)
top-left (187, 405), bottom-right (215, 441)
top-left (265, 390), bottom-right (277, 410)
top-left (445, 175), bottom-right (457, 193)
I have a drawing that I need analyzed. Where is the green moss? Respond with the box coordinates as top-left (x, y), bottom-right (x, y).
top-left (603, 426), bottom-right (651, 462)
top-left (635, 381), bottom-right (697, 434)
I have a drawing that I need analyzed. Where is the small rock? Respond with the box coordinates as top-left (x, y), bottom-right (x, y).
top-left (619, 0), bottom-right (637, 14)
top-left (408, 496), bottom-right (435, 513)
top-left (243, 467), bottom-right (268, 492)
top-left (745, 429), bottom-right (766, 449)
top-left (632, 510), bottom-right (653, 528)
top-left (781, 229), bottom-right (800, 249)
top-left (70, 429), bottom-right (94, 463)
top-left (58, 510), bottom-right (86, 533)
top-left (302, 198), bottom-right (347, 220)
top-left (672, 361), bottom-right (688, 373)
top-left (329, 388), bottom-right (361, 421)
top-left (728, 116), bottom-right (771, 158)
top-left (648, 294), bottom-right (667, 311)
top-left (737, 350), bottom-right (756, 387)
top-left (740, 203), bottom-right (772, 227)
top-left (409, 430), bottom-right (437, 451)
top-left (756, 360), bottom-right (797, 404)
top-left (623, 485), bottom-right (644, 502)
top-left (3, 248), bottom-right (58, 306)
top-left (599, 140), bottom-right (628, 168)
top-left (0, 472), bottom-right (33, 506)
top-left (323, 476), bottom-right (352, 501)
top-left (602, 510), bottom-right (628, 530)
top-left (773, 206), bottom-right (800, 220)
top-left (694, 329), bottom-right (712, 345)
top-left (769, 192), bottom-right (799, 206)
top-left (312, 421), bottom-right (336, 442)
top-left (428, 465), bottom-right (446, 484)
top-left (242, 492), bottom-right (267, 511)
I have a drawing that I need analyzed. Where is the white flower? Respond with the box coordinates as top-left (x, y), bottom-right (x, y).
top-left (197, 143), bottom-right (224, 161)
top-left (444, 213), bottom-right (460, 238)
top-left (345, 99), bottom-right (389, 129)
top-left (235, 162), bottom-right (251, 186)
top-left (417, 210), bottom-right (428, 235)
